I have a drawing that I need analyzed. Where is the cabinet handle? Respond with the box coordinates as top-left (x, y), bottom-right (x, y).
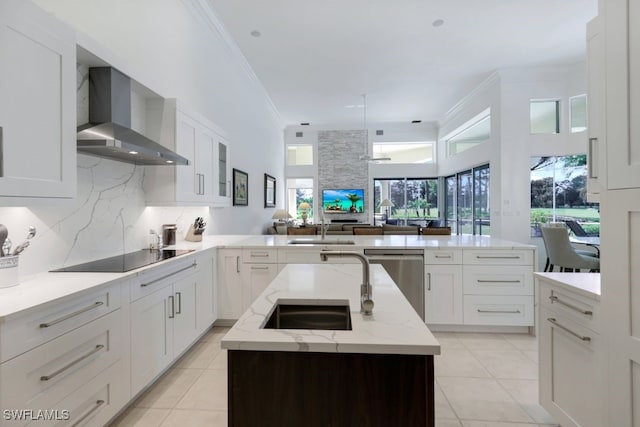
top-left (70, 399), bottom-right (105, 427)
top-left (476, 255), bottom-right (521, 259)
top-left (168, 295), bottom-right (175, 319)
top-left (39, 301), bottom-right (104, 328)
top-left (236, 256), bottom-right (240, 273)
top-left (477, 309), bottom-right (521, 314)
top-left (40, 344), bottom-right (105, 381)
top-left (175, 292), bottom-right (182, 314)
top-left (427, 272), bottom-right (431, 291)
top-left (549, 295), bottom-right (593, 315)
top-left (477, 279), bottom-right (521, 283)
top-left (251, 266), bottom-right (269, 270)
top-left (588, 137), bottom-right (598, 179)
top-left (250, 253), bottom-right (270, 258)
top-left (547, 317), bottom-right (591, 342)
top-left (200, 173), bottom-right (205, 195)
top-left (435, 255), bottom-right (452, 259)
top-left (141, 262), bottom-right (197, 287)
top-left (195, 173), bottom-right (200, 195)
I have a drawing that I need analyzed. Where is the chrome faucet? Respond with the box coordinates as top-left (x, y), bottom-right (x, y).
top-left (149, 229), bottom-right (163, 250)
top-left (320, 250), bottom-right (374, 315)
top-left (320, 215), bottom-right (328, 239)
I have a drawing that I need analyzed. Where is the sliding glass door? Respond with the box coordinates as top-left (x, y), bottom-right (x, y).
top-left (444, 164), bottom-right (490, 235)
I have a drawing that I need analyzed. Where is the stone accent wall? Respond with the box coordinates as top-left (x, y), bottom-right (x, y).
top-left (318, 130), bottom-right (368, 223)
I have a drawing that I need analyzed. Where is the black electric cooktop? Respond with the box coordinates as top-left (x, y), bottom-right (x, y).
top-left (50, 249), bottom-right (195, 273)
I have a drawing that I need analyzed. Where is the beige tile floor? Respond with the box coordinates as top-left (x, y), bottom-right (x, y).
top-left (110, 328), bottom-right (558, 427)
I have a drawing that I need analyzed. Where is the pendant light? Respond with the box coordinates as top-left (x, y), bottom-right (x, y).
top-left (358, 94), bottom-right (390, 162)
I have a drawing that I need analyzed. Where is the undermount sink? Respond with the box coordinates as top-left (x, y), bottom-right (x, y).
top-left (287, 239), bottom-right (355, 245)
top-left (263, 300), bottom-right (352, 330)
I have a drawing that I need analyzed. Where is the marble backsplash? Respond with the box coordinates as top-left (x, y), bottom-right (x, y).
top-left (0, 154), bottom-right (212, 278)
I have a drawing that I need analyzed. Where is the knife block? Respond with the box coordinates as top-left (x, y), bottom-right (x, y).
top-left (184, 224), bottom-right (202, 242)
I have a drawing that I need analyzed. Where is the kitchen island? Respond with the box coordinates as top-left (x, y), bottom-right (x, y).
top-left (222, 263), bottom-right (440, 427)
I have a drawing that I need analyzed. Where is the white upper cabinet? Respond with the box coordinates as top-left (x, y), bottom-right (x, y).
top-left (144, 99), bottom-right (231, 207)
top-left (604, 0), bottom-right (640, 189)
top-left (0, 0), bottom-right (76, 199)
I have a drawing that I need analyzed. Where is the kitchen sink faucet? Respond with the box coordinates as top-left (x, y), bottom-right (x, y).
top-left (320, 250), bottom-right (374, 315)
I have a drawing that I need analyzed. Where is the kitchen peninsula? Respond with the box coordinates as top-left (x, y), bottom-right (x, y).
top-left (222, 262), bottom-right (441, 426)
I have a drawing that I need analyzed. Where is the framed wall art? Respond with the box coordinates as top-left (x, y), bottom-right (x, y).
top-left (233, 168), bottom-right (248, 206)
top-left (264, 173), bottom-right (276, 208)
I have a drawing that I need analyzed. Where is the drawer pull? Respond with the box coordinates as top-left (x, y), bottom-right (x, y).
top-left (39, 302), bottom-right (104, 328)
top-left (549, 295), bottom-right (593, 315)
top-left (477, 309), bottom-right (521, 314)
top-left (435, 255), bottom-right (452, 259)
top-left (250, 253), bottom-right (270, 258)
top-left (141, 262), bottom-right (197, 287)
top-left (548, 317), bottom-right (591, 342)
top-left (169, 295), bottom-right (175, 319)
top-left (251, 266), bottom-right (270, 270)
top-left (71, 399), bottom-right (105, 427)
top-left (40, 345), bottom-right (105, 381)
top-left (476, 255), bottom-right (521, 259)
top-left (477, 280), bottom-right (521, 283)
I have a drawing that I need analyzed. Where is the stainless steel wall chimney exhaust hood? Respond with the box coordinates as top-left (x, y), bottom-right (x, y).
top-left (77, 67), bottom-right (189, 166)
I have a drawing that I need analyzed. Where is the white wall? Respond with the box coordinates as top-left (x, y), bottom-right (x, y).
top-left (34, 0), bottom-right (285, 235)
top-left (0, 0), bottom-right (284, 277)
top-left (438, 64), bottom-right (588, 249)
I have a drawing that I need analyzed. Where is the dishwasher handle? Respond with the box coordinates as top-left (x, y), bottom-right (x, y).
top-left (366, 255), bottom-right (424, 262)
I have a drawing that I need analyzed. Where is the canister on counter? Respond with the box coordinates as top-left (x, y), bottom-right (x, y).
top-left (162, 224), bottom-right (177, 246)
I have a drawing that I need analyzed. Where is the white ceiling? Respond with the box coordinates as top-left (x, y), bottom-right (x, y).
top-left (207, 0), bottom-right (598, 127)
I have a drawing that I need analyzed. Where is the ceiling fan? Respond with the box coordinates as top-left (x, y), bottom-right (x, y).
top-left (358, 94), bottom-right (391, 163)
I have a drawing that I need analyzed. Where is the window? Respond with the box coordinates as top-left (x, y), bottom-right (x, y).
top-left (372, 142), bottom-right (435, 163)
top-left (530, 100), bottom-right (560, 134)
top-left (444, 164), bottom-right (490, 235)
top-left (570, 95), bottom-right (587, 133)
top-left (530, 155), bottom-right (600, 236)
top-left (446, 110), bottom-right (491, 156)
top-left (286, 178), bottom-right (314, 222)
top-left (287, 145), bottom-right (313, 166)
top-left (373, 178), bottom-right (438, 226)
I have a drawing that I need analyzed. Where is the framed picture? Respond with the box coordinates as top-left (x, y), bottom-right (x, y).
top-left (233, 168), bottom-right (248, 206)
top-left (264, 174), bottom-right (276, 208)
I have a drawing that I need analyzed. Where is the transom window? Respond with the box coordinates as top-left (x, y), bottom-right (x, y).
top-left (372, 142), bottom-right (435, 163)
top-left (287, 145), bottom-right (313, 166)
top-left (530, 100), bottom-right (560, 134)
top-left (445, 109), bottom-right (491, 156)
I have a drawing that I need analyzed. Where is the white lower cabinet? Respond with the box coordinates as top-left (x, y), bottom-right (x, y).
top-left (217, 249), bottom-right (244, 320)
top-left (424, 264), bottom-right (463, 324)
top-left (130, 264), bottom-right (199, 396)
top-left (538, 280), bottom-right (603, 427)
top-left (242, 264), bottom-right (278, 307)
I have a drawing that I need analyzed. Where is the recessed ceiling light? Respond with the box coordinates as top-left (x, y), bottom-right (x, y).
top-left (165, 160), bottom-right (174, 164)
top-left (432, 19), bottom-right (444, 27)
top-left (129, 150), bottom-right (139, 155)
top-left (250, 30), bottom-right (261, 37)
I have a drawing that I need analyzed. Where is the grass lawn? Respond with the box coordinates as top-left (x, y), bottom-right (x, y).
top-left (531, 207), bottom-right (600, 222)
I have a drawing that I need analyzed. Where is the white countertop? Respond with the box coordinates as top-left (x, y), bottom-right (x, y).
top-left (171, 234), bottom-right (536, 250)
top-left (534, 272), bottom-right (601, 300)
top-left (221, 263), bottom-right (441, 356)
top-left (0, 233), bottom-right (533, 322)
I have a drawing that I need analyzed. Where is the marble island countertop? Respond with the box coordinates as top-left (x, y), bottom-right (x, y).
top-left (221, 263), bottom-right (441, 355)
top-left (534, 272), bottom-right (601, 300)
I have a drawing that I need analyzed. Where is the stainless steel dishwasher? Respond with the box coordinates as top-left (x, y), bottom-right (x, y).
top-left (364, 249), bottom-right (425, 320)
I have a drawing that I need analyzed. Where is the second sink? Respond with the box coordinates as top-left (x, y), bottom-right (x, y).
top-left (263, 300), bottom-right (352, 330)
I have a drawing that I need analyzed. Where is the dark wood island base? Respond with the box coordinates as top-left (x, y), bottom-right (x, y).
top-left (228, 350), bottom-right (434, 427)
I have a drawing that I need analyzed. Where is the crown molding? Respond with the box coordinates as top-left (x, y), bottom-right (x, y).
top-left (180, 0), bottom-right (284, 127)
top-left (443, 71), bottom-right (500, 121)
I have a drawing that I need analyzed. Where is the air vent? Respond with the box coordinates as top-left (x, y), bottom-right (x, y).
top-left (411, 120), bottom-right (422, 124)
top-left (300, 122), bottom-right (310, 126)
top-left (376, 130), bottom-right (384, 136)
top-left (295, 131), bottom-right (303, 138)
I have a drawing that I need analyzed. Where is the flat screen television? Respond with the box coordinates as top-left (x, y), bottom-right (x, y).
top-left (322, 189), bottom-right (364, 214)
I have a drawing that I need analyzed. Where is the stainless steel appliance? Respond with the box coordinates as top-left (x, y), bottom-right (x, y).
top-left (364, 248), bottom-right (425, 320)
